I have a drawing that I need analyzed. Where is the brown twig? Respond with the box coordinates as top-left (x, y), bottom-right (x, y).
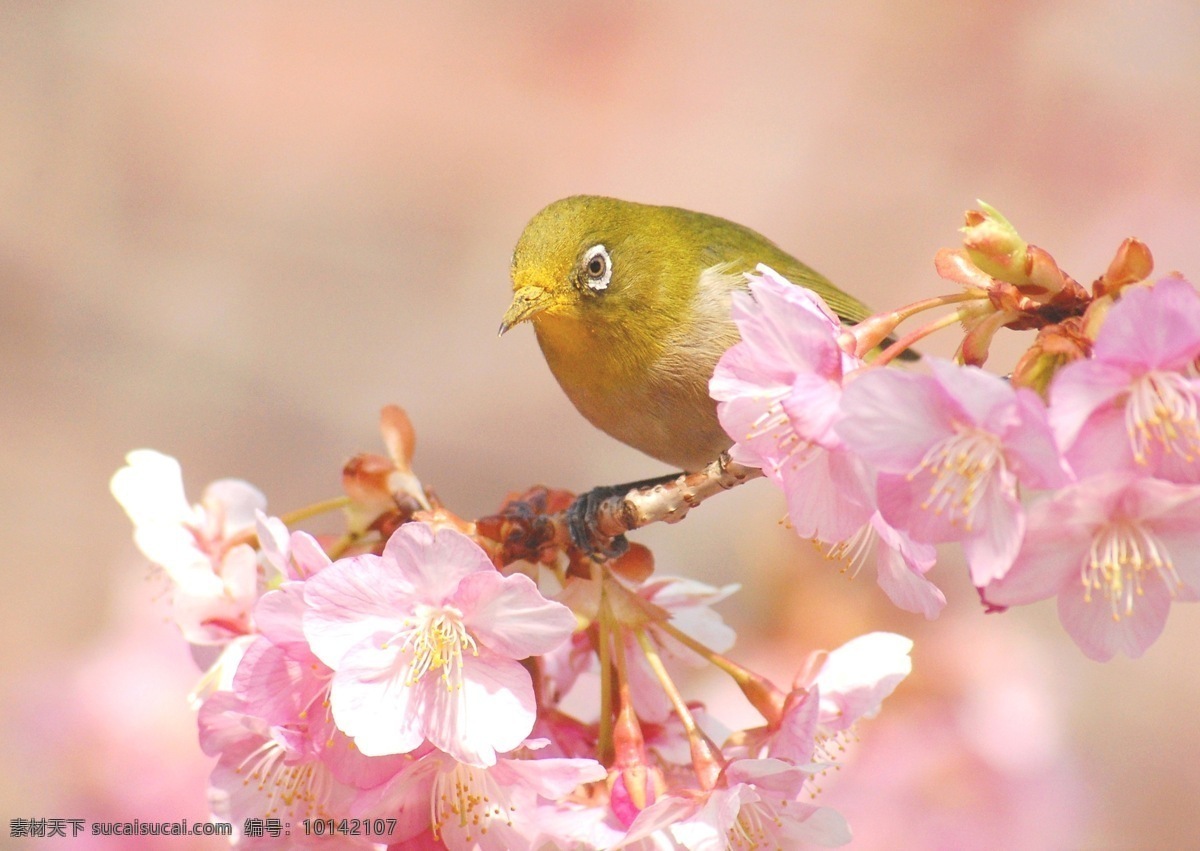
top-left (586, 454), bottom-right (764, 541)
top-left (477, 455), bottom-right (764, 565)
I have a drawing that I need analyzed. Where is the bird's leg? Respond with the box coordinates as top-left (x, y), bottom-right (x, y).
top-left (566, 472), bottom-right (682, 558)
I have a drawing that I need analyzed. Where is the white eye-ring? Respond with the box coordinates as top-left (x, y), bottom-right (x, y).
top-left (582, 244), bottom-right (612, 291)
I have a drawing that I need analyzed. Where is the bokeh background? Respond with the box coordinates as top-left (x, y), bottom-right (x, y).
top-left (4, 2), bottom-right (1200, 848)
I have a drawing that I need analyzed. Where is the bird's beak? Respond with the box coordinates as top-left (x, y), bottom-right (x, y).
top-left (498, 285), bottom-right (554, 336)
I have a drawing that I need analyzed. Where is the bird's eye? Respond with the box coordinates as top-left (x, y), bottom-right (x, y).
top-left (582, 244), bottom-right (612, 292)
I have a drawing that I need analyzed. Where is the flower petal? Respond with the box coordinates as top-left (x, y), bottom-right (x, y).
top-left (383, 523), bottom-right (493, 603)
top-left (838, 369), bottom-right (955, 472)
top-left (302, 553), bottom-right (407, 668)
top-left (327, 642), bottom-right (424, 757)
top-left (1056, 577), bottom-right (1171, 661)
top-left (457, 571), bottom-right (577, 658)
top-left (1093, 277), bottom-right (1200, 371)
top-left (427, 652), bottom-right (536, 766)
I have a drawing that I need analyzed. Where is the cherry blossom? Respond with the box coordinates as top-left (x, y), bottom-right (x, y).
top-left (302, 521), bottom-right (577, 765)
top-left (110, 449), bottom-right (264, 645)
top-left (620, 758), bottom-right (851, 849)
top-left (839, 358), bottom-right (1070, 585)
top-left (982, 474), bottom-right (1200, 660)
top-left (711, 265), bottom-right (876, 544)
top-left (1050, 277), bottom-right (1200, 482)
top-left (357, 741), bottom-right (606, 850)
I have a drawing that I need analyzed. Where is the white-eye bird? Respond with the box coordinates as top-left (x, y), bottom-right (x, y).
top-left (500, 195), bottom-right (883, 472)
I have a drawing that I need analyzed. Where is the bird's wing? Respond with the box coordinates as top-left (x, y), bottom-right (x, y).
top-left (697, 239), bottom-right (873, 326)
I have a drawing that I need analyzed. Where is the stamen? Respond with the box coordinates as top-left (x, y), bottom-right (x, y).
top-left (1082, 520), bottom-right (1182, 620)
top-left (1125, 371), bottom-right (1200, 465)
top-left (746, 398), bottom-right (822, 476)
top-left (235, 739), bottom-right (334, 820)
top-left (431, 762), bottom-right (514, 843)
top-left (908, 426), bottom-right (1004, 530)
top-left (816, 523), bottom-right (875, 578)
top-left (391, 604), bottom-right (478, 689)
top-left (728, 797), bottom-right (785, 851)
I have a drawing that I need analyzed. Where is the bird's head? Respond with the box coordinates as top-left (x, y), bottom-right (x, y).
top-left (500, 195), bottom-right (685, 337)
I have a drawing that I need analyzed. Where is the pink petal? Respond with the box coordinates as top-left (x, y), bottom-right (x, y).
top-left (780, 372), bottom-right (844, 445)
top-left (110, 449), bottom-right (193, 529)
top-left (383, 523), bottom-right (493, 603)
top-left (738, 279), bottom-right (843, 378)
top-left (769, 689), bottom-right (820, 765)
top-left (773, 803), bottom-right (853, 847)
top-left (621, 794), bottom-right (704, 846)
top-left (317, 719), bottom-right (410, 790)
top-left (302, 554), bottom-right (408, 668)
top-left (781, 447), bottom-right (875, 543)
top-left (456, 571), bottom-right (577, 658)
top-left (1056, 578), bottom-right (1171, 661)
top-left (627, 649), bottom-right (673, 724)
top-left (219, 543), bottom-right (260, 606)
top-left (233, 638), bottom-right (325, 727)
top-left (838, 369), bottom-right (955, 472)
top-left (875, 540), bottom-right (946, 619)
top-left (1134, 481), bottom-right (1200, 590)
top-left (876, 471), bottom-right (955, 544)
top-left (500, 755), bottom-right (607, 799)
top-left (1093, 277), bottom-right (1200, 371)
top-left (647, 577), bottom-right (738, 656)
top-left (1049, 359), bottom-right (1135, 451)
top-left (427, 652), bottom-right (536, 766)
top-left (203, 478), bottom-right (268, 532)
top-left (1004, 387), bottom-right (1073, 489)
top-left (715, 390), bottom-right (794, 472)
top-left (813, 632), bottom-right (912, 729)
top-left (288, 530), bottom-right (333, 580)
top-left (351, 754), bottom-right (440, 834)
top-left (197, 691), bottom-right (258, 756)
top-left (253, 584), bottom-right (308, 648)
top-left (961, 475), bottom-right (1025, 585)
top-left (982, 520), bottom-right (1082, 607)
top-left (328, 643), bottom-right (424, 757)
top-left (751, 265), bottom-right (842, 326)
top-left (1061, 403), bottom-right (1138, 480)
top-left (927, 358), bottom-right (1020, 430)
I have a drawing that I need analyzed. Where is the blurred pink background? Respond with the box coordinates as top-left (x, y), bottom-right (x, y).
top-left (4, 2), bottom-right (1200, 848)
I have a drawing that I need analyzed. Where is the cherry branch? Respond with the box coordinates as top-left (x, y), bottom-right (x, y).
top-left (587, 454), bottom-right (764, 541)
top-left (477, 454), bottom-right (764, 565)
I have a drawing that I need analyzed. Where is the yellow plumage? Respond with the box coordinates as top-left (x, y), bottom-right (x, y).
top-left (501, 196), bottom-right (875, 471)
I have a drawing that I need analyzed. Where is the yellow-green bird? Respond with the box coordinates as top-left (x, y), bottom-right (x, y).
top-left (499, 195), bottom-right (878, 473)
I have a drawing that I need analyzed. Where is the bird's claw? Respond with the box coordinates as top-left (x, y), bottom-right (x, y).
top-left (566, 486), bottom-right (629, 560)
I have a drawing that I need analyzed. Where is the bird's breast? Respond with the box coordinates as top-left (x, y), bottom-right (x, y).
top-left (531, 298), bottom-right (738, 471)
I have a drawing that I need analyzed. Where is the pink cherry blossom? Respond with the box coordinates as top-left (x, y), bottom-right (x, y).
top-left (1050, 277), bottom-right (1200, 482)
top-left (619, 758), bottom-right (850, 849)
top-left (829, 512), bottom-right (945, 619)
top-left (982, 474), bottom-right (1200, 660)
top-left (255, 511), bottom-right (332, 584)
top-left (807, 632), bottom-right (914, 733)
top-left (710, 265), bottom-right (876, 544)
top-left (838, 358), bottom-right (1070, 585)
top-left (741, 632), bottom-right (914, 767)
top-left (198, 691), bottom-right (390, 849)
top-left (302, 521), bottom-right (577, 766)
top-left (234, 580), bottom-right (408, 792)
top-left (110, 449), bottom-right (265, 645)
top-left (623, 576), bottom-right (738, 724)
top-left (357, 741), bottom-right (606, 851)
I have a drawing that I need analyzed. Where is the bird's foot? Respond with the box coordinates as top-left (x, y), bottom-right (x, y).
top-left (566, 485), bottom-right (629, 560)
top-left (565, 472), bottom-right (681, 559)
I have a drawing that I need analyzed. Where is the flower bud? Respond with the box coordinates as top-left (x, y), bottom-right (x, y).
top-left (962, 202), bottom-right (1029, 283)
top-left (1011, 318), bottom-right (1091, 395)
top-left (1094, 238), bottom-right (1154, 299)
